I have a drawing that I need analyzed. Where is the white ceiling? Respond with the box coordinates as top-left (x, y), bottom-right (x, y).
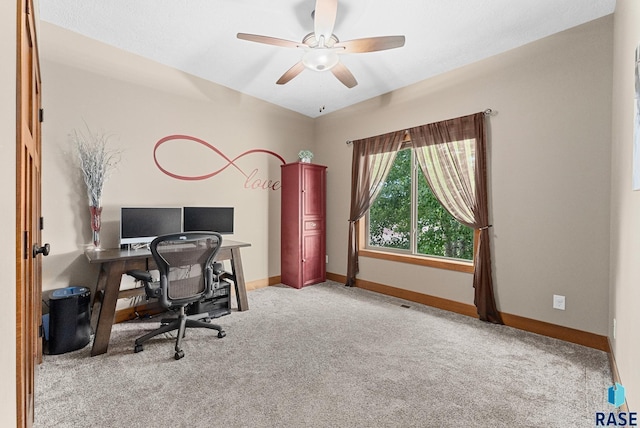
top-left (38, 0), bottom-right (615, 118)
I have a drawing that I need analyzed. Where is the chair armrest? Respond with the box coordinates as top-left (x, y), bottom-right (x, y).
top-left (126, 269), bottom-right (153, 283)
top-left (212, 262), bottom-right (224, 275)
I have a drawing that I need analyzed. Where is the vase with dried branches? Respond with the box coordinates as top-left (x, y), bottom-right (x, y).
top-left (73, 126), bottom-right (121, 249)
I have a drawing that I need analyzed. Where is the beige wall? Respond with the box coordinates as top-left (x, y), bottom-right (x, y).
top-left (316, 16), bottom-right (613, 336)
top-left (1, 1), bottom-right (17, 425)
top-left (39, 23), bottom-right (314, 296)
top-left (610, 0), bottom-right (640, 409)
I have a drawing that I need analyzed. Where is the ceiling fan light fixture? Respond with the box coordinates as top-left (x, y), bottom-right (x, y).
top-left (237, 0), bottom-right (405, 87)
top-left (302, 48), bottom-right (340, 71)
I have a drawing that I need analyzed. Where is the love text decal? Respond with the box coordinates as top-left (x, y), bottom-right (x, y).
top-left (154, 135), bottom-right (285, 191)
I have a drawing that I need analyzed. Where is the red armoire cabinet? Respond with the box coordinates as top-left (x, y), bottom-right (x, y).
top-left (281, 162), bottom-right (327, 288)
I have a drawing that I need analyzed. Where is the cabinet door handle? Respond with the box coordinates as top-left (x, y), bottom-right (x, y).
top-left (302, 259), bottom-right (306, 262)
top-left (309, 222), bottom-right (316, 228)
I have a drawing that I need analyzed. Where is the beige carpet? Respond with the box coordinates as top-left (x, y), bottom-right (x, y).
top-left (34, 281), bottom-right (613, 427)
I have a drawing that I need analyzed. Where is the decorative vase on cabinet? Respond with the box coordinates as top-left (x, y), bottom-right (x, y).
top-left (281, 162), bottom-right (327, 288)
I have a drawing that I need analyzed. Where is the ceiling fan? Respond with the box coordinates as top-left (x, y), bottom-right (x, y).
top-left (237, 0), bottom-right (405, 88)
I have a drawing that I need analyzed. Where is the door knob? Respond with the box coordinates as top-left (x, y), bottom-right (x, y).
top-left (33, 243), bottom-right (50, 258)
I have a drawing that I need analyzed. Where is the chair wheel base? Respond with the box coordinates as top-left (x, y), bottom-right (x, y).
top-left (174, 350), bottom-right (185, 360)
top-left (218, 330), bottom-right (226, 338)
top-left (134, 344), bottom-right (144, 353)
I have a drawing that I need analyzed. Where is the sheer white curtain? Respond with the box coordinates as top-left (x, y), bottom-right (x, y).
top-left (410, 112), bottom-right (501, 323)
top-left (346, 131), bottom-right (405, 286)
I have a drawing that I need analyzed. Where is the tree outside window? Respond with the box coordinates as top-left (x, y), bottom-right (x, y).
top-left (368, 148), bottom-right (474, 261)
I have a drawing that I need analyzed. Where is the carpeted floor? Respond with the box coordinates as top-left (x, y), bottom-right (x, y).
top-left (34, 281), bottom-right (613, 427)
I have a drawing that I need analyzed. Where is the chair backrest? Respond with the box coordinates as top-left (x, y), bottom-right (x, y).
top-left (150, 231), bottom-right (223, 309)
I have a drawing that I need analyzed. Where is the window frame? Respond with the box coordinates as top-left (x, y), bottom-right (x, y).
top-left (360, 144), bottom-right (477, 274)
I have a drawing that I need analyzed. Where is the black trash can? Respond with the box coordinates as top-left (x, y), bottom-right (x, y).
top-left (46, 286), bottom-right (91, 355)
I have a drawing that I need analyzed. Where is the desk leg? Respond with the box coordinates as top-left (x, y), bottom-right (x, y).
top-left (90, 265), bottom-right (108, 333)
top-left (91, 260), bottom-right (125, 356)
top-left (230, 247), bottom-right (249, 311)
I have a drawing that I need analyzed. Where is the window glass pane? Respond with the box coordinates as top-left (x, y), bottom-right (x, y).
top-left (368, 149), bottom-right (411, 250)
top-left (417, 172), bottom-right (474, 260)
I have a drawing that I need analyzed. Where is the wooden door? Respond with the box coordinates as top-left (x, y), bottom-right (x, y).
top-left (17, 0), bottom-right (44, 426)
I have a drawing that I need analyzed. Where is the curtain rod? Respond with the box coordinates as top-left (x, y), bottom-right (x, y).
top-left (345, 109), bottom-right (494, 145)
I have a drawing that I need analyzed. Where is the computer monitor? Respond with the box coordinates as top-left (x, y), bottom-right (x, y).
top-left (183, 207), bottom-right (234, 235)
top-left (120, 207), bottom-right (182, 247)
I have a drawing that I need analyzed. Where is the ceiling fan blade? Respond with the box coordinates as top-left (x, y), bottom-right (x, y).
top-left (313, 0), bottom-right (338, 43)
top-left (276, 61), bottom-right (306, 85)
top-left (335, 35), bottom-right (406, 53)
top-left (237, 33), bottom-right (301, 49)
top-left (331, 62), bottom-right (357, 88)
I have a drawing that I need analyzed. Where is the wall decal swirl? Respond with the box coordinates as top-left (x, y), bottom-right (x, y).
top-left (154, 134), bottom-right (286, 190)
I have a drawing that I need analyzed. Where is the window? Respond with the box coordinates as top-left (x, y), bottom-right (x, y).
top-left (347, 112), bottom-right (500, 321)
top-left (366, 146), bottom-right (475, 266)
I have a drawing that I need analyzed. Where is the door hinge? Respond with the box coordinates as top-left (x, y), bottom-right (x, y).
top-left (23, 231), bottom-right (29, 260)
top-left (39, 108), bottom-right (44, 123)
top-left (40, 216), bottom-right (44, 230)
top-left (39, 324), bottom-right (44, 338)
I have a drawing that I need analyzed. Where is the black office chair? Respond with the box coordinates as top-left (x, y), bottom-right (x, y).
top-left (126, 232), bottom-right (227, 360)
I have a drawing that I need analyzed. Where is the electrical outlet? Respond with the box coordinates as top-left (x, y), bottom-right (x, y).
top-left (553, 294), bottom-right (566, 310)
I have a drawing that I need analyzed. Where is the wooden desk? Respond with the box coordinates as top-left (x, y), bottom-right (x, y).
top-left (84, 240), bottom-right (251, 356)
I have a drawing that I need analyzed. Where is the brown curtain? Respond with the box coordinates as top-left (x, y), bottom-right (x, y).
top-left (346, 131), bottom-right (405, 286)
top-left (409, 112), bottom-right (502, 324)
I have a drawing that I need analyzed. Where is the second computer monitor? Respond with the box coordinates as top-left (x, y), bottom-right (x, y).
top-left (183, 207), bottom-right (234, 235)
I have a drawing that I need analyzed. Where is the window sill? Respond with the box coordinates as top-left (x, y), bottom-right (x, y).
top-left (359, 248), bottom-right (475, 274)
